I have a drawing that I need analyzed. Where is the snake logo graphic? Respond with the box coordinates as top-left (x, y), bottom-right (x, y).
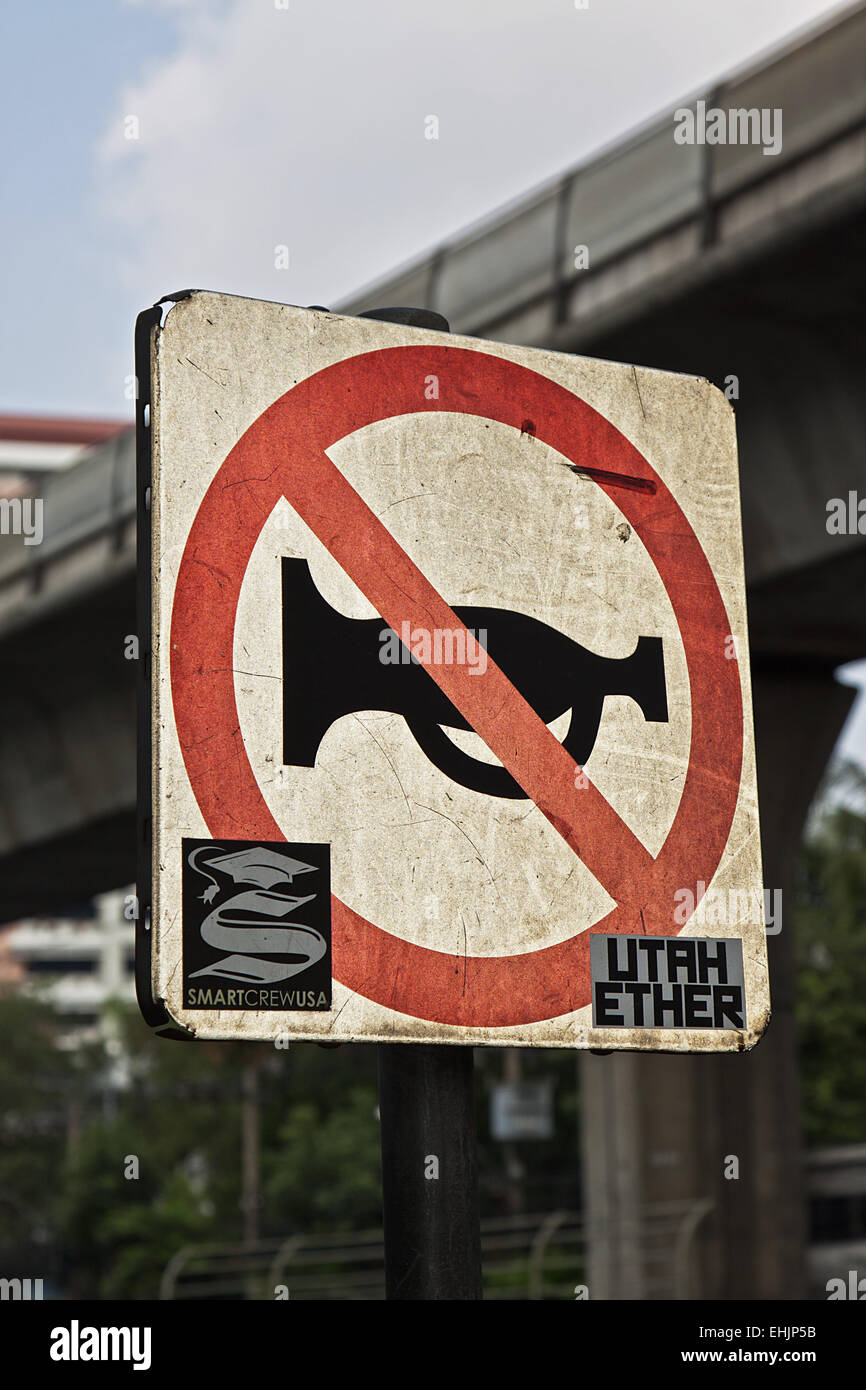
top-left (186, 844), bottom-right (328, 985)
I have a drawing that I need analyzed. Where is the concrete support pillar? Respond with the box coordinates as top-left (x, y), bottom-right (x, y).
top-left (580, 669), bottom-right (855, 1299)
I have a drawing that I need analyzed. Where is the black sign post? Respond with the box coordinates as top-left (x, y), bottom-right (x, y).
top-left (378, 1041), bottom-right (483, 1300)
top-left (358, 306), bottom-right (483, 1301)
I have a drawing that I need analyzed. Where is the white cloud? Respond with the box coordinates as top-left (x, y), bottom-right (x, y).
top-left (95, 0), bottom-right (841, 311)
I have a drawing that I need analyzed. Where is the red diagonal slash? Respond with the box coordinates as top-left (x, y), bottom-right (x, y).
top-left (170, 341), bottom-right (743, 1025)
top-left (270, 448), bottom-right (653, 905)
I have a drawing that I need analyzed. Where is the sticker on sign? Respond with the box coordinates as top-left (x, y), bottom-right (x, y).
top-left (137, 289), bottom-right (769, 1051)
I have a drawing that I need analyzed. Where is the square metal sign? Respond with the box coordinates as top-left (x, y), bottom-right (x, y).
top-left (136, 289), bottom-right (770, 1049)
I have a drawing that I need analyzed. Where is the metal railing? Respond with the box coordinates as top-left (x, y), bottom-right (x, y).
top-left (160, 1199), bottom-right (714, 1301)
top-left (0, 427), bottom-right (135, 636)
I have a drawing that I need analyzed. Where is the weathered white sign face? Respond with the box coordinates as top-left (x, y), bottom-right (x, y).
top-left (144, 289), bottom-right (769, 1049)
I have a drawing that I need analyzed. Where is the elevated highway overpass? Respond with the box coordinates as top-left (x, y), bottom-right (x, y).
top-left (3, 1), bottom-right (863, 911)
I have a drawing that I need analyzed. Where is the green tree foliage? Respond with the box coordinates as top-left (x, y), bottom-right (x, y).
top-left (264, 1086), bottom-right (381, 1231)
top-left (0, 994), bottom-right (99, 1252)
top-left (52, 1008), bottom-right (382, 1297)
top-left (793, 759), bottom-right (866, 1145)
top-left (4, 757), bottom-right (865, 1301)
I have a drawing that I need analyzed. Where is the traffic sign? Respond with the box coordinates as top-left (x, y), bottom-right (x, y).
top-left (137, 289), bottom-right (769, 1049)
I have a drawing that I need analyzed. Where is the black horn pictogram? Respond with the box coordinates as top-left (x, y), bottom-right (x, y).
top-left (282, 557), bottom-right (668, 798)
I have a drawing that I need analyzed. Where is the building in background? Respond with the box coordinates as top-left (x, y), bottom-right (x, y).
top-left (0, 415), bottom-right (127, 499)
top-left (3, 889), bottom-right (135, 1047)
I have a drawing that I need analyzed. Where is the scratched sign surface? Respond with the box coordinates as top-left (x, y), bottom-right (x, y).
top-left (144, 290), bottom-right (769, 1048)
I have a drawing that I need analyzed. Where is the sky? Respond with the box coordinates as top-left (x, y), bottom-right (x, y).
top-left (1, 0), bottom-right (863, 770)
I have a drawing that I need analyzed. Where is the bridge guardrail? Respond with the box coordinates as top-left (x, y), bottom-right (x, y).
top-left (338, 3), bottom-right (866, 337)
top-left (160, 1200), bottom-right (714, 1301)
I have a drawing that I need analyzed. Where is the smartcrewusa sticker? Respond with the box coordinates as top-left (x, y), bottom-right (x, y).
top-left (182, 838), bottom-right (332, 1010)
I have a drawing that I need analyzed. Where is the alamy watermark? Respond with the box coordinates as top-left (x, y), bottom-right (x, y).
top-left (826, 492), bottom-right (866, 535)
top-left (0, 497), bottom-right (43, 546)
top-left (674, 880), bottom-right (782, 934)
top-left (826, 1270), bottom-right (866, 1299)
top-left (49, 1322), bottom-right (151, 1370)
top-left (0, 1277), bottom-right (43, 1300)
top-left (379, 622), bottom-right (488, 675)
top-left (674, 100), bottom-right (782, 157)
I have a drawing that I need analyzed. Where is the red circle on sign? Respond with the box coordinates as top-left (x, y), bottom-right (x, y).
top-left (171, 344), bottom-right (743, 1027)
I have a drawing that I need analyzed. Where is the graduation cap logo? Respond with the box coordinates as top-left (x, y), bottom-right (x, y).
top-left (190, 844), bottom-right (316, 903)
